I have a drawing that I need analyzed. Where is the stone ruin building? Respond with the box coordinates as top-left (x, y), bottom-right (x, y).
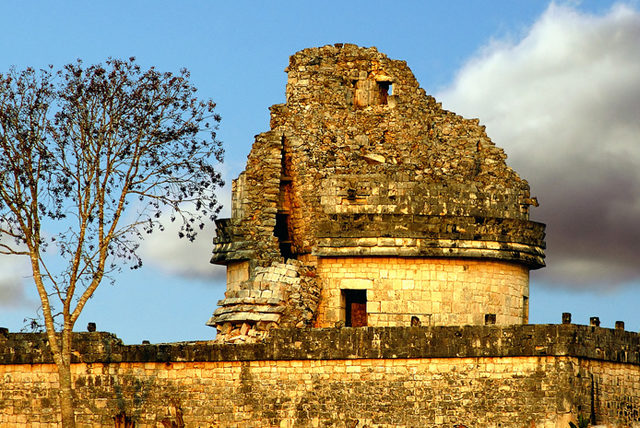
top-left (208, 43), bottom-right (546, 342)
top-left (2, 45), bottom-right (640, 428)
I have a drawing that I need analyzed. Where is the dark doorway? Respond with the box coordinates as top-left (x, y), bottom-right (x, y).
top-left (343, 289), bottom-right (367, 327)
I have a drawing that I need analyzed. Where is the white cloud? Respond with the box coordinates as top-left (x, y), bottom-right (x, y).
top-left (437, 2), bottom-right (640, 287)
top-left (138, 187), bottom-right (231, 281)
top-left (0, 241), bottom-right (32, 308)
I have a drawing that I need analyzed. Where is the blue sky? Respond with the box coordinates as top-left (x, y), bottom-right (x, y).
top-left (1, 1), bottom-right (639, 343)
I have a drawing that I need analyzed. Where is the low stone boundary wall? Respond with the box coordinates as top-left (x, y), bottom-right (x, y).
top-left (1, 325), bottom-right (639, 427)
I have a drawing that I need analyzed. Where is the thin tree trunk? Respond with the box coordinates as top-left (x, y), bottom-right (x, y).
top-left (59, 325), bottom-right (76, 428)
top-left (57, 358), bottom-right (76, 427)
top-left (28, 253), bottom-right (77, 427)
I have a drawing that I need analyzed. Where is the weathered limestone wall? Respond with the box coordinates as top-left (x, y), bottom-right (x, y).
top-left (209, 259), bottom-right (321, 342)
top-left (207, 44), bottom-right (547, 336)
top-left (210, 131), bottom-right (284, 269)
top-left (208, 44), bottom-right (546, 334)
top-left (1, 325), bottom-right (640, 427)
top-left (210, 43), bottom-right (546, 272)
top-left (1, 357), bottom-right (575, 427)
top-left (226, 260), bottom-right (250, 291)
top-left (270, 44), bottom-right (544, 264)
top-left (315, 257), bottom-right (529, 327)
top-left (580, 360), bottom-right (640, 423)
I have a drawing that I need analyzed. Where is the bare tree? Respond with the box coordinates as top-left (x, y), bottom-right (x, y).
top-left (0, 58), bottom-right (223, 427)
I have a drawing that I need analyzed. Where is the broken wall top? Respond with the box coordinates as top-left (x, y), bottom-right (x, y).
top-left (212, 44), bottom-right (545, 269)
top-left (277, 44), bottom-right (526, 192)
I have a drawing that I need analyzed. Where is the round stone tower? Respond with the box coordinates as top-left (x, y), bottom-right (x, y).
top-left (208, 44), bottom-right (545, 341)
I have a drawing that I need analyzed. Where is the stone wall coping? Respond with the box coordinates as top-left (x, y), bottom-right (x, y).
top-left (1, 324), bottom-right (638, 365)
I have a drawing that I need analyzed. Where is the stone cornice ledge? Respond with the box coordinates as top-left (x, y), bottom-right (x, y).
top-left (1, 325), bottom-right (638, 365)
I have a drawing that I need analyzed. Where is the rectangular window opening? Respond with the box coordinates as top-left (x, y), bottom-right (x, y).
top-left (342, 289), bottom-right (367, 327)
top-left (523, 296), bottom-right (529, 324)
top-left (377, 81), bottom-right (392, 104)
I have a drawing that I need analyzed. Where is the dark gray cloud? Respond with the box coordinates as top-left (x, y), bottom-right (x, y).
top-left (438, 3), bottom-right (640, 287)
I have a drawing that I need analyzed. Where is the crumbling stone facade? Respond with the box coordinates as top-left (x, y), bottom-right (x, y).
top-left (208, 44), bottom-right (545, 341)
top-left (213, 259), bottom-right (321, 343)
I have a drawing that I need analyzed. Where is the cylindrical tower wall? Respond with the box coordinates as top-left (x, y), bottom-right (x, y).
top-left (315, 257), bottom-right (529, 327)
top-left (209, 45), bottom-right (545, 338)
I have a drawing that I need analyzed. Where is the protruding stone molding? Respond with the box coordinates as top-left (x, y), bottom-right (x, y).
top-left (315, 239), bottom-right (544, 268)
top-left (315, 214), bottom-right (546, 268)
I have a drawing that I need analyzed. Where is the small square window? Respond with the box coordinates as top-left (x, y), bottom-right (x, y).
top-left (377, 81), bottom-right (392, 102)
